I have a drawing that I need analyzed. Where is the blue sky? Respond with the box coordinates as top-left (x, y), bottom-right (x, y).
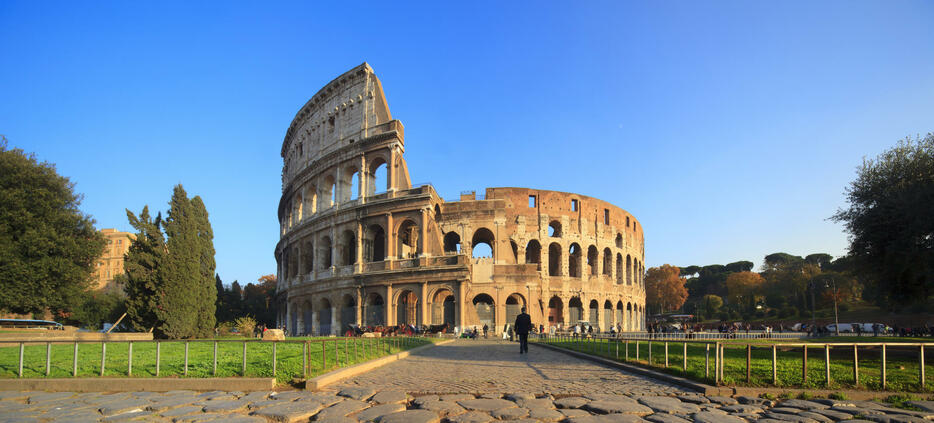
top-left (2, 1), bottom-right (932, 286)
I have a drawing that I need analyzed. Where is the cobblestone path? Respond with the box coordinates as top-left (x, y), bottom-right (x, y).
top-left (1, 340), bottom-right (933, 422)
top-left (333, 339), bottom-right (685, 395)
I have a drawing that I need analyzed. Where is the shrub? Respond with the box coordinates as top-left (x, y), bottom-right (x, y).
top-left (828, 392), bottom-right (847, 400)
top-left (216, 321), bottom-right (235, 336)
top-left (797, 391), bottom-right (813, 400)
top-left (779, 307), bottom-right (798, 318)
top-left (234, 316), bottom-right (257, 337)
top-left (778, 392), bottom-right (793, 399)
top-left (759, 393), bottom-right (777, 400)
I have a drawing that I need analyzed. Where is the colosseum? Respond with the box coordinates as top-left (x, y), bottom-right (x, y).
top-left (275, 63), bottom-right (646, 336)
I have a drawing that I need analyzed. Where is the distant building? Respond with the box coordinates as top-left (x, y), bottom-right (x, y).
top-left (93, 228), bottom-right (135, 291)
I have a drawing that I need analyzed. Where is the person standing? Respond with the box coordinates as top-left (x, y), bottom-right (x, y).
top-left (515, 307), bottom-right (532, 354)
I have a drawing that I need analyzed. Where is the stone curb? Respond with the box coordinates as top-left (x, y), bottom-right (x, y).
top-left (733, 386), bottom-right (931, 401)
top-left (0, 377), bottom-right (276, 392)
top-left (531, 341), bottom-right (729, 395)
top-left (305, 339), bottom-right (455, 391)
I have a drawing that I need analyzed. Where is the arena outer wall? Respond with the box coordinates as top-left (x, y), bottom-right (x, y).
top-left (275, 63), bottom-right (646, 336)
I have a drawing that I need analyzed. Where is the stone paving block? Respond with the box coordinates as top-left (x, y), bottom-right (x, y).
top-left (862, 415), bottom-right (929, 423)
top-left (772, 407), bottom-right (808, 415)
top-left (315, 417), bottom-right (358, 423)
top-left (584, 400), bottom-right (654, 416)
top-left (705, 397), bottom-right (738, 406)
top-left (873, 407), bottom-right (934, 418)
top-left (692, 411), bottom-right (747, 423)
top-left (338, 387), bottom-right (377, 401)
top-left (646, 413), bottom-right (693, 423)
top-left (147, 396), bottom-right (198, 412)
top-left (567, 414), bottom-right (648, 423)
top-left (416, 399), bottom-right (467, 417)
top-left (761, 412), bottom-right (819, 423)
top-left (314, 399), bottom-right (369, 420)
top-left (173, 413), bottom-right (236, 422)
top-left (556, 397), bottom-right (592, 409)
top-left (370, 390), bottom-right (409, 404)
top-left (98, 398), bottom-right (151, 416)
top-left (812, 408), bottom-right (858, 420)
top-left (797, 411), bottom-right (835, 423)
top-left (505, 393), bottom-right (536, 401)
top-left (838, 421), bottom-right (879, 423)
top-left (736, 396), bottom-right (774, 407)
top-left (377, 409), bottom-right (440, 423)
top-left (780, 400), bottom-right (831, 411)
top-left (457, 398), bottom-right (517, 411)
top-left (351, 403), bottom-right (406, 422)
top-left (196, 391), bottom-right (229, 399)
top-left (49, 415), bottom-right (108, 423)
top-left (832, 406), bottom-right (887, 416)
top-left (270, 391), bottom-right (305, 401)
top-left (678, 395), bottom-right (711, 405)
top-left (0, 391), bottom-right (34, 402)
top-left (201, 399), bottom-right (250, 413)
top-left (587, 394), bottom-right (640, 403)
top-left (446, 410), bottom-right (494, 423)
top-left (638, 396), bottom-right (701, 414)
top-left (441, 394), bottom-right (476, 401)
top-left (101, 410), bottom-right (154, 422)
top-left (908, 402), bottom-right (934, 413)
top-left (28, 392), bottom-right (77, 403)
top-left (492, 406), bottom-right (529, 419)
top-left (158, 405), bottom-right (204, 417)
top-left (719, 404), bottom-right (764, 414)
top-left (250, 401), bottom-right (327, 422)
top-left (479, 393), bottom-right (502, 399)
top-left (528, 406), bottom-right (566, 421)
top-left (239, 392), bottom-right (273, 402)
top-left (514, 397), bottom-right (555, 409)
top-left (247, 399), bottom-right (281, 410)
top-left (199, 416), bottom-right (267, 423)
top-left (413, 395), bottom-right (440, 404)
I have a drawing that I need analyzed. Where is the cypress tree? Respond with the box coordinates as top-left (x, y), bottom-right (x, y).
top-left (120, 206), bottom-right (166, 332)
top-left (159, 185), bottom-right (201, 339)
top-left (191, 195), bottom-right (217, 337)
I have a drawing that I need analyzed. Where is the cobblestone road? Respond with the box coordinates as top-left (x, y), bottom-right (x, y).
top-left (333, 339), bottom-right (685, 396)
top-left (1, 340), bottom-right (933, 422)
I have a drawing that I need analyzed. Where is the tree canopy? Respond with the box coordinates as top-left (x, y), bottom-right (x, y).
top-left (645, 264), bottom-right (688, 314)
top-left (0, 138), bottom-right (105, 315)
top-left (833, 133), bottom-right (934, 307)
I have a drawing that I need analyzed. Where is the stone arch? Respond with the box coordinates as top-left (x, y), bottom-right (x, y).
top-left (627, 302), bottom-right (633, 331)
top-left (615, 300), bottom-right (624, 330)
top-left (505, 293), bottom-right (526, 327)
top-left (341, 229), bottom-right (356, 266)
top-left (603, 300), bottom-right (613, 330)
top-left (603, 248), bottom-right (612, 277)
top-left (510, 240), bottom-right (518, 263)
top-left (472, 294), bottom-right (495, 329)
top-left (588, 299), bottom-right (599, 327)
top-left (318, 297), bottom-right (333, 335)
top-left (301, 239), bottom-right (314, 275)
top-left (548, 220), bottom-right (562, 237)
top-left (626, 254), bottom-right (632, 285)
top-left (616, 233), bottom-right (623, 248)
top-left (340, 294), bottom-right (356, 334)
top-left (568, 243), bottom-right (582, 278)
top-left (319, 235), bottom-right (332, 268)
top-left (397, 219), bottom-right (420, 259)
top-left (287, 248), bottom-right (298, 280)
top-left (395, 290), bottom-right (419, 326)
top-left (366, 156), bottom-right (389, 195)
top-left (342, 163), bottom-right (361, 202)
top-left (321, 174), bottom-right (336, 208)
top-left (443, 231), bottom-right (461, 254)
top-left (303, 183), bottom-right (317, 216)
top-left (568, 297), bottom-right (583, 324)
top-left (365, 224), bottom-right (386, 262)
top-left (302, 299), bottom-right (313, 336)
top-left (471, 227), bottom-right (495, 259)
top-left (364, 292), bottom-right (385, 326)
top-left (616, 253), bottom-right (623, 284)
top-left (587, 245), bottom-right (599, 276)
top-left (548, 242), bottom-right (562, 276)
top-left (525, 240), bottom-right (541, 265)
top-left (548, 296), bottom-right (563, 326)
top-left (431, 288), bottom-right (456, 328)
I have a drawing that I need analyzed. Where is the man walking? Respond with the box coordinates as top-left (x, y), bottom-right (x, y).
top-left (514, 307), bottom-right (532, 354)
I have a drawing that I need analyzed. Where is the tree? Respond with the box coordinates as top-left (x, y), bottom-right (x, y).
top-left (242, 275), bottom-right (277, 327)
top-left (832, 134), bottom-right (934, 307)
top-left (645, 264), bottom-right (689, 314)
top-left (70, 291), bottom-right (126, 330)
top-left (700, 294), bottom-right (723, 319)
top-left (724, 261), bottom-right (754, 273)
top-left (121, 185), bottom-right (216, 338)
top-left (805, 253), bottom-right (833, 270)
top-left (725, 271), bottom-right (765, 311)
top-left (0, 138), bottom-right (105, 315)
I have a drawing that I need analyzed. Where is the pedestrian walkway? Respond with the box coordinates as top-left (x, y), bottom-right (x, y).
top-left (333, 339), bottom-right (686, 395)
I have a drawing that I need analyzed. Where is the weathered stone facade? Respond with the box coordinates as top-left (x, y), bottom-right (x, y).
top-left (275, 63), bottom-right (645, 336)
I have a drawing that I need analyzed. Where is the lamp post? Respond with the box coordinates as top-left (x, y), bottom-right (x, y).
top-left (808, 281), bottom-right (817, 336)
top-left (829, 278), bottom-right (839, 336)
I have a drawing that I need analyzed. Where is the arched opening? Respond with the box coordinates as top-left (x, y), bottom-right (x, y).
top-left (603, 248), bottom-right (612, 277)
top-left (367, 159), bottom-right (388, 195)
top-left (472, 294), bottom-right (495, 329)
top-left (626, 255), bottom-right (632, 285)
top-left (287, 249), bottom-right (298, 280)
top-left (301, 240), bottom-right (314, 275)
top-left (548, 221), bottom-right (562, 237)
top-left (341, 229), bottom-right (356, 266)
top-left (603, 300), bottom-right (613, 331)
top-left (616, 253), bottom-right (623, 284)
top-left (318, 298), bottom-right (332, 335)
top-left (434, 204), bottom-right (441, 220)
top-left (505, 294), bottom-right (525, 328)
top-left (587, 245), bottom-right (598, 276)
top-left (431, 289), bottom-right (455, 329)
top-left (302, 300), bottom-right (313, 336)
top-left (548, 296), bottom-right (564, 326)
top-left (510, 240), bottom-right (518, 263)
top-left (443, 232), bottom-right (461, 254)
top-left (627, 303), bottom-right (633, 331)
top-left (588, 300), bottom-right (599, 328)
top-left (548, 242), bottom-right (561, 276)
top-left (303, 184), bottom-right (317, 216)
top-left (349, 169), bottom-right (360, 200)
top-left (568, 297), bottom-right (583, 324)
top-left (396, 290), bottom-right (418, 326)
top-left (340, 294), bottom-right (356, 334)
top-left (321, 175), bottom-right (336, 208)
top-left (616, 233), bottom-right (623, 248)
top-left (397, 220), bottom-right (419, 259)
top-left (320, 236), bottom-right (332, 268)
top-left (568, 243), bottom-right (582, 278)
top-left (615, 301), bottom-right (624, 330)
top-left (471, 227), bottom-right (495, 259)
top-left (364, 293), bottom-right (385, 326)
top-left (525, 240), bottom-right (541, 265)
top-left (366, 224), bottom-right (386, 262)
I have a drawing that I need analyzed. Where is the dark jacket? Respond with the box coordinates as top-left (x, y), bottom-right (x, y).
top-left (514, 312), bottom-right (532, 335)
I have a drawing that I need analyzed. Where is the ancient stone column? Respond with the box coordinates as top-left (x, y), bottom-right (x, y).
top-left (385, 284), bottom-right (394, 326)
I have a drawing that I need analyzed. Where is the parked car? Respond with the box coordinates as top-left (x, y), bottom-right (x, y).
top-left (825, 323), bottom-right (854, 333)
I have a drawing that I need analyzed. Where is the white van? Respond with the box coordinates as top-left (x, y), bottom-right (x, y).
top-left (825, 323), bottom-right (854, 333)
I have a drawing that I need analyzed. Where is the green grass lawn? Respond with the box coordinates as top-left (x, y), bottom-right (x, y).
top-left (0, 336), bottom-right (437, 385)
top-left (535, 336), bottom-right (934, 393)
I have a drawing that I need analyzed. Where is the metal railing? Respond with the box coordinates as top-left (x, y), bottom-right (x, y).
top-left (533, 334), bottom-right (933, 390)
top-left (1, 336), bottom-right (428, 380)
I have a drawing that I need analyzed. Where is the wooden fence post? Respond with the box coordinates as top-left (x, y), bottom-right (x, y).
top-left (242, 341), bottom-right (247, 376)
top-left (73, 342), bottom-right (78, 377)
top-left (213, 341), bottom-right (218, 377)
top-left (156, 341), bottom-right (161, 377)
top-left (128, 342), bottom-right (133, 376)
top-left (746, 344), bottom-right (751, 383)
top-left (272, 342), bottom-right (277, 377)
top-left (683, 342), bottom-right (688, 372)
top-left (853, 344), bottom-right (858, 386)
top-left (46, 342), bottom-right (52, 377)
top-left (920, 345), bottom-right (925, 389)
top-left (802, 345), bottom-right (807, 383)
top-left (100, 342), bottom-right (106, 377)
top-left (881, 344), bottom-right (886, 390)
top-left (824, 344), bottom-right (831, 387)
top-left (664, 342), bottom-right (669, 368)
top-left (772, 345), bottom-right (777, 385)
top-left (184, 341), bottom-right (189, 377)
top-left (18, 343), bottom-right (24, 378)
top-left (705, 343), bottom-right (710, 379)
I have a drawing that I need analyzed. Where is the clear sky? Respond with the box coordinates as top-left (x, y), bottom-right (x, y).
top-left (2, 1), bottom-right (932, 286)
